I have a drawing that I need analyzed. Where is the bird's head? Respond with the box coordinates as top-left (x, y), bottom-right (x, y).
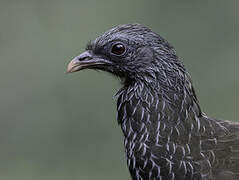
top-left (67, 24), bottom-right (186, 86)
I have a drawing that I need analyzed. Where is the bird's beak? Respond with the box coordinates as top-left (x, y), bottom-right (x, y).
top-left (67, 51), bottom-right (110, 73)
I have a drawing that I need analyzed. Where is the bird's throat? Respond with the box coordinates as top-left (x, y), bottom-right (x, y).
top-left (116, 80), bottom-right (202, 178)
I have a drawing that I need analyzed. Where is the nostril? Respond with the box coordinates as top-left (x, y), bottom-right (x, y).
top-left (77, 51), bottom-right (93, 61)
top-left (78, 56), bottom-right (92, 61)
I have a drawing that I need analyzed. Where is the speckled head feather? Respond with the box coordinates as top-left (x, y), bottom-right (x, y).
top-left (86, 24), bottom-right (181, 85)
top-left (67, 24), bottom-right (239, 180)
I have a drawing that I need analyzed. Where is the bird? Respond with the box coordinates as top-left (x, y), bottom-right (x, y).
top-left (67, 24), bottom-right (239, 180)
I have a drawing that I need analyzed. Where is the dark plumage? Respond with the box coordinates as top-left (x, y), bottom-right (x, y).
top-left (67, 24), bottom-right (239, 180)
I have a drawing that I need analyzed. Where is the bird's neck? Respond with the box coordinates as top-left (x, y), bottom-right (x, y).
top-left (116, 80), bottom-right (202, 146)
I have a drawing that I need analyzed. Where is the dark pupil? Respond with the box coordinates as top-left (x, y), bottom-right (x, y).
top-left (112, 43), bottom-right (125, 55)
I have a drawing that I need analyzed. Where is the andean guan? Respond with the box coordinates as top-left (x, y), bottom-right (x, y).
top-left (67, 24), bottom-right (239, 180)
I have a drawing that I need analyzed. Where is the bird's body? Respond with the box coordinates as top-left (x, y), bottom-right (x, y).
top-left (67, 24), bottom-right (239, 180)
top-left (117, 80), bottom-right (239, 180)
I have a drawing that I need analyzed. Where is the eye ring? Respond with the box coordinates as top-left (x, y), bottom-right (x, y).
top-left (111, 43), bottom-right (126, 56)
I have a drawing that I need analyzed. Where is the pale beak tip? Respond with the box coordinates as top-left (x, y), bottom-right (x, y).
top-left (66, 59), bottom-right (78, 74)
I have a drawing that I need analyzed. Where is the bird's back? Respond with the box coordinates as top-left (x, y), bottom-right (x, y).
top-left (208, 118), bottom-right (239, 180)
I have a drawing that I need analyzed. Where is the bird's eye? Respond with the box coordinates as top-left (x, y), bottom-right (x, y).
top-left (111, 43), bottom-right (126, 56)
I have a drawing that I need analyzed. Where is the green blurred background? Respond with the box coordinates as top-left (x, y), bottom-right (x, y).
top-left (0, 0), bottom-right (239, 179)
